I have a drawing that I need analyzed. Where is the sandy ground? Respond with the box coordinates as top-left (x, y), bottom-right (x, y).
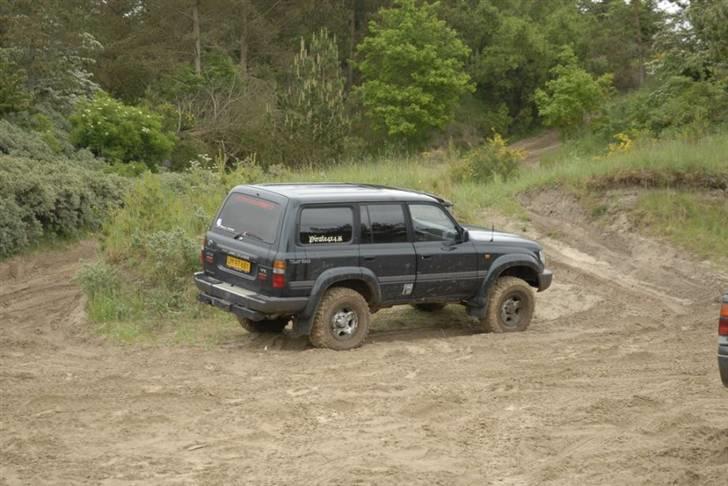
top-left (2, 192), bottom-right (728, 485)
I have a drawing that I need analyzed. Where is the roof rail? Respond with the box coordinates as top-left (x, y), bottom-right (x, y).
top-left (357, 183), bottom-right (453, 207)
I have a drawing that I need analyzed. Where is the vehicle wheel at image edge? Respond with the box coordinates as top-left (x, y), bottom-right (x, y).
top-left (411, 303), bottom-right (447, 312)
top-left (309, 287), bottom-right (370, 350)
top-left (482, 276), bottom-right (535, 333)
top-left (238, 316), bottom-right (289, 333)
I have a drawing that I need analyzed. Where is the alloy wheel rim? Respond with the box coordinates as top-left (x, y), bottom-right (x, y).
top-left (331, 307), bottom-right (358, 339)
top-left (500, 294), bottom-right (523, 328)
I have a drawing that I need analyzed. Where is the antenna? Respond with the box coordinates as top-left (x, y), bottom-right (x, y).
top-left (490, 224), bottom-right (495, 242)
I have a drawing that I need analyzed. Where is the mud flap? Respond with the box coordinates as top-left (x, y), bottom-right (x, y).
top-left (291, 315), bottom-right (313, 337)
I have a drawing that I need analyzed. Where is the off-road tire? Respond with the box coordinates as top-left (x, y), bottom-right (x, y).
top-left (237, 316), bottom-right (289, 333)
top-left (482, 276), bottom-right (535, 333)
top-left (412, 303), bottom-right (447, 312)
top-left (309, 288), bottom-right (370, 350)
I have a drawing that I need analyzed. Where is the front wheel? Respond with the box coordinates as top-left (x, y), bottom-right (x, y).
top-left (238, 316), bottom-right (289, 333)
top-left (482, 277), bottom-right (535, 333)
top-left (309, 288), bottom-right (370, 350)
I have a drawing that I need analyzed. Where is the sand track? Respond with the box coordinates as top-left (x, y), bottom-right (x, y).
top-left (2, 196), bottom-right (727, 485)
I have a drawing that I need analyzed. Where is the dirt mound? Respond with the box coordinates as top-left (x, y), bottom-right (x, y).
top-left (2, 195), bottom-right (728, 485)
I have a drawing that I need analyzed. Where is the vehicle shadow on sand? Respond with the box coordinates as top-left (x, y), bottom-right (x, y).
top-left (219, 306), bottom-right (479, 352)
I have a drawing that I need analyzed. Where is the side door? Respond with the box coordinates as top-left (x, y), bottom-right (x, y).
top-left (358, 203), bottom-right (417, 303)
top-left (408, 203), bottom-right (480, 300)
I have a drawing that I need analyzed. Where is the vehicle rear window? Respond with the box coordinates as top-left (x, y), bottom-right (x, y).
top-left (299, 207), bottom-right (353, 245)
top-left (362, 204), bottom-right (408, 244)
top-left (214, 193), bottom-right (282, 244)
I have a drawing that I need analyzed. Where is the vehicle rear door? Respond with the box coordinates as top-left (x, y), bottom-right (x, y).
top-left (358, 203), bottom-right (416, 303)
top-left (203, 192), bottom-right (284, 294)
top-left (408, 203), bottom-right (480, 300)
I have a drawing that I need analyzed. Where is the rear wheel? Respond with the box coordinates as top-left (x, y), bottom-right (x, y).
top-left (237, 316), bottom-right (289, 333)
top-left (309, 288), bottom-right (370, 350)
top-left (482, 277), bottom-right (535, 333)
top-left (411, 303), bottom-right (447, 312)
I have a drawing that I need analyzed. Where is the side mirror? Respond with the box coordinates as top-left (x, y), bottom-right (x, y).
top-left (458, 228), bottom-right (469, 243)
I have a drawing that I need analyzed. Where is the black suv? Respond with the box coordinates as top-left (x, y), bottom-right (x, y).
top-left (194, 183), bottom-right (552, 350)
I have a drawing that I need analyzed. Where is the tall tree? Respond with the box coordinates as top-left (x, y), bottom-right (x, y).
top-left (356, 0), bottom-right (473, 144)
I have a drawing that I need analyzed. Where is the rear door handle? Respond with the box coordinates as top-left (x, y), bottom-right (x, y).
top-left (363, 256), bottom-right (376, 261)
top-left (421, 255), bottom-right (432, 260)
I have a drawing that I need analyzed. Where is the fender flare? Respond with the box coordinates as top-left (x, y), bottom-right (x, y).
top-left (469, 253), bottom-right (541, 309)
top-left (293, 267), bottom-right (382, 336)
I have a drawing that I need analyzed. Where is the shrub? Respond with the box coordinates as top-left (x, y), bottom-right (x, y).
top-left (0, 119), bottom-right (59, 160)
top-left (535, 48), bottom-right (613, 136)
top-left (70, 93), bottom-right (176, 166)
top-left (0, 156), bottom-right (128, 258)
top-left (450, 133), bottom-right (524, 183)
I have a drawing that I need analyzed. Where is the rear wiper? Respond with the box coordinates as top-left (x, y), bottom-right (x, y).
top-left (233, 231), bottom-right (264, 242)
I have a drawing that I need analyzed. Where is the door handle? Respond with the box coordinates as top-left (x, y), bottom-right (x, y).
top-left (363, 256), bottom-right (376, 261)
top-left (421, 255), bottom-right (432, 260)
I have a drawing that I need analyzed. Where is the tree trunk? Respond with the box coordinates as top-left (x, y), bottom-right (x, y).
top-left (239, 0), bottom-right (248, 75)
top-left (632, 0), bottom-right (645, 87)
top-left (192, 0), bottom-right (202, 75)
top-left (346, 0), bottom-right (356, 90)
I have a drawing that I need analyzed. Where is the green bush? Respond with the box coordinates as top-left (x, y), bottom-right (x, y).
top-left (450, 133), bottom-right (524, 183)
top-left (0, 156), bottom-right (128, 258)
top-left (70, 93), bottom-right (176, 166)
top-left (534, 48), bottom-right (613, 136)
top-left (355, 0), bottom-right (473, 144)
top-left (83, 157), bottom-right (278, 323)
top-left (0, 119), bottom-right (60, 160)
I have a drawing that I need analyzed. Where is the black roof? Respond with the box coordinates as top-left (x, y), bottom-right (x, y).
top-left (237, 183), bottom-right (451, 205)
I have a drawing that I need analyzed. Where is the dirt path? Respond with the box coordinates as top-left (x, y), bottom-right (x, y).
top-left (512, 129), bottom-right (561, 166)
top-left (2, 195), bottom-right (728, 485)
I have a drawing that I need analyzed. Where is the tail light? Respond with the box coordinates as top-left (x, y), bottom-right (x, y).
top-left (272, 260), bottom-right (286, 289)
top-left (200, 236), bottom-right (205, 267)
top-left (720, 299), bottom-right (728, 336)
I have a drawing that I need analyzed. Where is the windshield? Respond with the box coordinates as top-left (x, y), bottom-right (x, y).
top-left (213, 193), bottom-right (282, 244)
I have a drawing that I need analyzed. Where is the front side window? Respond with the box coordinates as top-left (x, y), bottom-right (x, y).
top-left (409, 204), bottom-right (458, 242)
top-left (362, 204), bottom-right (408, 244)
top-left (299, 207), bottom-right (353, 245)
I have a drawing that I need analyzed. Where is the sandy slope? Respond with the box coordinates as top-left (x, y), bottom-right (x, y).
top-left (1, 194), bottom-right (728, 485)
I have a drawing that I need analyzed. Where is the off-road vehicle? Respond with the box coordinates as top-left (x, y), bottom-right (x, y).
top-left (194, 183), bottom-right (552, 350)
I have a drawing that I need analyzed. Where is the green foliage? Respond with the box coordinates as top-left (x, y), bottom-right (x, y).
top-left (595, 77), bottom-right (728, 140)
top-left (535, 49), bottom-right (613, 136)
top-left (70, 93), bottom-right (176, 166)
top-left (277, 29), bottom-right (350, 165)
top-left (0, 53), bottom-right (31, 113)
top-left (0, 119), bottom-right (60, 160)
top-left (0, 156), bottom-right (128, 258)
top-left (356, 0), bottom-right (473, 144)
top-left (449, 133), bottom-right (524, 183)
top-left (93, 167), bottom-right (236, 320)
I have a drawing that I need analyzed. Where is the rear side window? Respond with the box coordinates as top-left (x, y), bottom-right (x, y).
top-left (362, 204), bottom-right (408, 244)
top-left (214, 193), bottom-right (282, 244)
top-left (299, 207), bottom-right (353, 245)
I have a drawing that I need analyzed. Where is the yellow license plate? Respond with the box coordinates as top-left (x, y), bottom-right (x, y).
top-left (226, 255), bottom-right (251, 273)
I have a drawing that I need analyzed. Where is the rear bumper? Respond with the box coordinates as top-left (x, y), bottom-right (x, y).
top-left (538, 269), bottom-right (553, 292)
top-left (194, 272), bottom-right (308, 321)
